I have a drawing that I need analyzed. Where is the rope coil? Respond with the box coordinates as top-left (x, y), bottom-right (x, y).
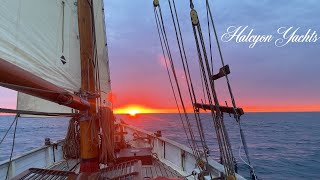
top-left (63, 117), bottom-right (80, 159)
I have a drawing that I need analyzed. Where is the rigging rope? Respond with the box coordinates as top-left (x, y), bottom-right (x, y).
top-left (5, 114), bottom-right (19, 180)
top-left (205, 0), bottom-right (237, 112)
top-left (189, 1), bottom-right (236, 178)
top-left (99, 107), bottom-right (115, 164)
top-left (199, 66), bottom-right (207, 104)
top-left (0, 115), bottom-right (18, 146)
top-left (166, 0), bottom-right (211, 166)
top-left (153, 5), bottom-right (201, 160)
top-left (89, 0), bottom-right (103, 110)
top-left (63, 117), bottom-right (80, 159)
top-left (153, 6), bottom-right (195, 157)
top-left (153, 1), bottom-right (238, 177)
top-left (153, 0), bottom-right (257, 179)
top-left (90, 1), bottom-right (116, 165)
top-left (205, 1), bottom-right (214, 74)
top-left (238, 122), bottom-right (258, 180)
top-left (205, 1), bottom-right (258, 178)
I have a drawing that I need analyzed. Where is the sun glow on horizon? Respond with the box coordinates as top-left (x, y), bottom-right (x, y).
top-left (112, 104), bottom-right (320, 115)
top-left (114, 105), bottom-right (158, 116)
top-left (127, 109), bottom-right (140, 116)
top-left (113, 104), bottom-right (185, 115)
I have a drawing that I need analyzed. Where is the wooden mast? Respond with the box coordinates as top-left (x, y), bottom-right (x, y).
top-left (77, 0), bottom-right (100, 172)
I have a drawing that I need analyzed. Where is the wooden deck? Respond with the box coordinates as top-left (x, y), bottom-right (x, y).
top-left (49, 159), bottom-right (79, 172)
top-left (47, 158), bottom-right (182, 179)
top-left (142, 159), bottom-right (182, 178)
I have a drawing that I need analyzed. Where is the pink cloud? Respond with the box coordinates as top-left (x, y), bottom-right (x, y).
top-left (0, 88), bottom-right (17, 109)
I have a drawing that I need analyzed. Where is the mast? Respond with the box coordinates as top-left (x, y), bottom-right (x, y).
top-left (77, 0), bottom-right (100, 172)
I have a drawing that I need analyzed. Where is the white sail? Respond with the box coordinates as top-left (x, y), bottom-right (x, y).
top-left (17, 92), bottom-right (73, 115)
top-left (0, 0), bottom-right (80, 114)
top-left (0, 0), bottom-right (81, 91)
top-left (93, 0), bottom-right (112, 108)
top-left (0, 0), bottom-right (111, 114)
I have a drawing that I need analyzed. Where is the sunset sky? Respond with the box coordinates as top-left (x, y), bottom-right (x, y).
top-left (1, 0), bottom-right (320, 113)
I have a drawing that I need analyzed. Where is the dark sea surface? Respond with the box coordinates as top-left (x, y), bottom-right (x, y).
top-left (1, 112), bottom-right (320, 180)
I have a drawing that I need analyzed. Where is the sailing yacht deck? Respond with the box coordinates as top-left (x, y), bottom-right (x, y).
top-left (49, 159), bottom-right (79, 172)
top-left (48, 158), bottom-right (182, 179)
top-left (2, 124), bottom-right (247, 180)
top-left (141, 158), bottom-right (182, 178)
top-left (11, 158), bottom-right (182, 179)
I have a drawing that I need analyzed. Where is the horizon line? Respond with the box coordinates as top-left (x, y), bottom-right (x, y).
top-left (0, 110), bottom-right (319, 116)
top-left (113, 110), bottom-right (320, 115)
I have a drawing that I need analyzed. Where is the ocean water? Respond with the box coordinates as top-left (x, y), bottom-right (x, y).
top-left (1, 112), bottom-right (320, 180)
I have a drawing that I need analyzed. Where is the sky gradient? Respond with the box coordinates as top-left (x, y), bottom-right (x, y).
top-left (1, 0), bottom-right (320, 113)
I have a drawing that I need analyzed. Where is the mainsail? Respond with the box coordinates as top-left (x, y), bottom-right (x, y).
top-left (93, 0), bottom-right (112, 108)
top-left (0, 0), bottom-right (111, 113)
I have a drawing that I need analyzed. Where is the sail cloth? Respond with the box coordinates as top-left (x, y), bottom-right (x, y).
top-left (17, 92), bottom-right (74, 115)
top-left (93, 0), bottom-right (115, 163)
top-left (0, 0), bottom-right (111, 114)
top-left (0, 0), bottom-right (81, 92)
top-left (93, 0), bottom-right (112, 108)
top-left (0, 0), bottom-right (81, 115)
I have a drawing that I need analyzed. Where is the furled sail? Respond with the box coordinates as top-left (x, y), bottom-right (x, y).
top-left (93, 0), bottom-right (112, 108)
top-left (0, 0), bottom-right (81, 114)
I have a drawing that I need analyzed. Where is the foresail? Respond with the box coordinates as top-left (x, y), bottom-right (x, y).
top-left (93, 0), bottom-right (112, 108)
top-left (0, 0), bottom-right (81, 114)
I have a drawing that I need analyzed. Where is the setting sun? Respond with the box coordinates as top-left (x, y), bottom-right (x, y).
top-left (114, 105), bottom-right (155, 116)
top-left (127, 109), bottom-right (140, 116)
top-left (113, 104), bottom-right (194, 115)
